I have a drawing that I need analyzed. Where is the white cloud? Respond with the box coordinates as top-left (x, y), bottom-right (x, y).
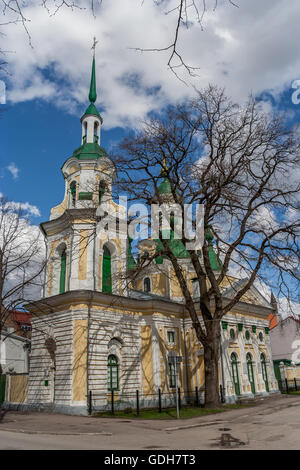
top-left (0, 207), bottom-right (46, 306)
top-left (0, 195), bottom-right (41, 217)
top-left (2, 0), bottom-right (300, 129)
top-left (4, 201), bottom-right (41, 217)
top-left (7, 162), bottom-right (20, 180)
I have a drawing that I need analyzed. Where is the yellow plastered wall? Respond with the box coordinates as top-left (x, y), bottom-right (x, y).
top-left (68, 164), bottom-right (79, 175)
top-left (185, 329), bottom-right (194, 391)
top-left (141, 325), bottom-right (154, 394)
top-left (190, 329), bottom-right (199, 389)
top-left (151, 273), bottom-right (167, 296)
top-left (136, 278), bottom-right (142, 291)
top-left (73, 319), bottom-right (87, 402)
top-left (78, 230), bottom-right (88, 280)
top-left (170, 268), bottom-right (186, 298)
top-left (9, 375), bottom-right (28, 403)
top-left (286, 368), bottom-right (297, 380)
top-left (158, 328), bottom-right (166, 392)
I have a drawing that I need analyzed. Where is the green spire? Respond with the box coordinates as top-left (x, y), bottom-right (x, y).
top-left (82, 52), bottom-right (102, 120)
top-left (88, 56), bottom-right (97, 103)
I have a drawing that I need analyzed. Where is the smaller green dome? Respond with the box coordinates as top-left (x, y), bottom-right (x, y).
top-left (158, 177), bottom-right (172, 195)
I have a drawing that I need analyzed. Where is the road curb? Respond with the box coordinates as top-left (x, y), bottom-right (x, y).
top-left (0, 427), bottom-right (112, 436)
top-left (164, 420), bottom-right (224, 432)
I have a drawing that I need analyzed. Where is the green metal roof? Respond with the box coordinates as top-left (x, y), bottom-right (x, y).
top-left (83, 103), bottom-right (101, 118)
top-left (205, 226), bottom-right (223, 271)
top-left (155, 229), bottom-right (190, 263)
top-left (72, 142), bottom-right (107, 160)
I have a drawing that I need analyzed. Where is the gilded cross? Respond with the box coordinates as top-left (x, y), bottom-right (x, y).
top-left (91, 36), bottom-right (98, 57)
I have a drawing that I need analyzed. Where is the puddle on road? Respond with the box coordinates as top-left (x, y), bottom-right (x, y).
top-left (220, 433), bottom-right (246, 448)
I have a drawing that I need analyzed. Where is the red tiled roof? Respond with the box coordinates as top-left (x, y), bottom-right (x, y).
top-left (268, 313), bottom-right (278, 330)
top-left (10, 311), bottom-right (32, 325)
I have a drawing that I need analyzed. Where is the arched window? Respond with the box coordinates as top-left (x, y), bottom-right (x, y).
top-left (83, 121), bottom-right (87, 144)
top-left (94, 121), bottom-right (99, 144)
top-left (261, 353), bottom-right (269, 392)
top-left (246, 352), bottom-right (256, 395)
top-left (70, 181), bottom-right (76, 207)
top-left (102, 245), bottom-right (112, 293)
top-left (99, 180), bottom-right (106, 205)
top-left (108, 355), bottom-right (119, 391)
top-left (229, 328), bottom-right (236, 341)
top-left (231, 352), bottom-right (240, 396)
top-left (59, 248), bottom-right (67, 294)
top-left (143, 277), bottom-right (151, 293)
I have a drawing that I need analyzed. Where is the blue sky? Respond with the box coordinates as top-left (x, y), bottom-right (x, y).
top-left (1, 79), bottom-right (300, 225)
top-left (1, 99), bottom-right (126, 223)
top-left (1, 0), bottom-right (300, 227)
top-left (0, 0), bottom-right (299, 314)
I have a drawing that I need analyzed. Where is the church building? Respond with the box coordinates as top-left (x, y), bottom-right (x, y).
top-left (12, 56), bottom-right (279, 414)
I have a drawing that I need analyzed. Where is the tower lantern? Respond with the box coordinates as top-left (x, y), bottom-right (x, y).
top-left (81, 47), bottom-right (103, 145)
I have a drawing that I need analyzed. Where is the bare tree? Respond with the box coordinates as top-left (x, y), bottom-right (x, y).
top-left (0, 196), bottom-right (46, 372)
top-left (0, 0), bottom-right (238, 77)
top-left (132, 0), bottom-right (238, 80)
top-left (113, 85), bottom-right (300, 407)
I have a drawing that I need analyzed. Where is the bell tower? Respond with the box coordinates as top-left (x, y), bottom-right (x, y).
top-left (40, 47), bottom-right (129, 299)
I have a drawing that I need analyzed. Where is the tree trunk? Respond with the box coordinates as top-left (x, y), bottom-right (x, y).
top-left (203, 322), bottom-right (221, 408)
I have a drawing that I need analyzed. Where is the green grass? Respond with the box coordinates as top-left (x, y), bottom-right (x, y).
top-left (288, 390), bottom-right (300, 395)
top-left (93, 403), bottom-right (253, 420)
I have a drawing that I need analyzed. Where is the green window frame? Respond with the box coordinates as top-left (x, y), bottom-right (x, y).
top-left (260, 353), bottom-right (269, 392)
top-left (168, 362), bottom-right (176, 388)
top-left (79, 192), bottom-right (93, 200)
top-left (59, 249), bottom-right (66, 294)
top-left (102, 245), bottom-right (112, 294)
top-left (231, 352), bottom-right (240, 396)
top-left (108, 355), bottom-right (119, 391)
top-left (246, 352), bottom-right (256, 394)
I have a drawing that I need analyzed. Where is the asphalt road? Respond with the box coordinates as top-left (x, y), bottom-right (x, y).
top-left (1, 396), bottom-right (300, 450)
